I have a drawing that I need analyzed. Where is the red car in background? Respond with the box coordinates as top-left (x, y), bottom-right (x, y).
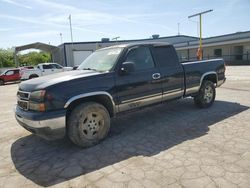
top-left (0, 68), bottom-right (21, 85)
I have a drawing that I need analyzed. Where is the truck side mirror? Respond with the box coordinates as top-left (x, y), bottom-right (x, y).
top-left (120, 62), bottom-right (135, 75)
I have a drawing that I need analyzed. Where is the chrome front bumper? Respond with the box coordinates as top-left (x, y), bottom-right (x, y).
top-left (15, 106), bottom-right (66, 140)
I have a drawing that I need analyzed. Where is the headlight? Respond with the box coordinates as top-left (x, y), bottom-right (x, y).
top-left (29, 90), bottom-right (46, 102)
top-left (29, 101), bottom-right (45, 112)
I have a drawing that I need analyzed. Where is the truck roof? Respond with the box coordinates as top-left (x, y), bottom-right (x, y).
top-left (98, 42), bottom-right (171, 51)
top-left (37, 62), bottom-right (57, 66)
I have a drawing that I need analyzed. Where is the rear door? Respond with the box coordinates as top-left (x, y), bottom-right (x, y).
top-left (151, 45), bottom-right (184, 101)
top-left (115, 45), bottom-right (163, 112)
top-left (42, 64), bottom-right (53, 75)
top-left (13, 69), bottom-right (20, 80)
top-left (51, 63), bottom-right (64, 73)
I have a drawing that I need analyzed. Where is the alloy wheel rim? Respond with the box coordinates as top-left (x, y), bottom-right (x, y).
top-left (204, 85), bottom-right (213, 103)
top-left (80, 112), bottom-right (104, 140)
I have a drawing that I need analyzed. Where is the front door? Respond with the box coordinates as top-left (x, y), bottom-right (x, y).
top-left (115, 46), bottom-right (163, 112)
top-left (4, 70), bottom-right (17, 82)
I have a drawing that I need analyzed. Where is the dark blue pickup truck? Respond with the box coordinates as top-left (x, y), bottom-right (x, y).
top-left (15, 42), bottom-right (226, 147)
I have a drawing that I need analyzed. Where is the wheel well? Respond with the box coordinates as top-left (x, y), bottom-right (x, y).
top-left (29, 74), bottom-right (39, 79)
top-left (202, 74), bottom-right (217, 85)
top-left (66, 95), bottom-right (115, 119)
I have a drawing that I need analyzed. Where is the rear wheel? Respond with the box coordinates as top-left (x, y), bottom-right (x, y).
top-left (0, 79), bottom-right (4, 86)
top-left (67, 102), bottom-right (110, 147)
top-left (29, 75), bottom-right (39, 79)
top-left (194, 80), bottom-right (216, 108)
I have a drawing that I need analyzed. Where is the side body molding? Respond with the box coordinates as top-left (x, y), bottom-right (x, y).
top-left (64, 91), bottom-right (117, 113)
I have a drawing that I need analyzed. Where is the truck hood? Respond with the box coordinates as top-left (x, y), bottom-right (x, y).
top-left (19, 70), bottom-right (102, 92)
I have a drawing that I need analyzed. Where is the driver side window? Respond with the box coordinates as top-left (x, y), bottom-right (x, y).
top-left (125, 46), bottom-right (155, 71)
top-left (6, 70), bottom-right (14, 75)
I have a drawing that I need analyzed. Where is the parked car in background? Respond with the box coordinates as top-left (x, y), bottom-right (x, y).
top-left (20, 63), bottom-right (73, 80)
top-left (0, 68), bottom-right (21, 85)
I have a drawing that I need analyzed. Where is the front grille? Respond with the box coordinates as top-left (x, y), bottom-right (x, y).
top-left (17, 90), bottom-right (30, 100)
top-left (17, 90), bottom-right (30, 110)
top-left (17, 100), bottom-right (29, 110)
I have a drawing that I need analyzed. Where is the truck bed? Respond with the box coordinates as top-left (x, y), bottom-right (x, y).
top-left (181, 59), bottom-right (226, 96)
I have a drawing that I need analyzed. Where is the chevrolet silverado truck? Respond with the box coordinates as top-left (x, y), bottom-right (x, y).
top-left (15, 42), bottom-right (226, 147)
top-left (20, 63), bottom-right (73, 80)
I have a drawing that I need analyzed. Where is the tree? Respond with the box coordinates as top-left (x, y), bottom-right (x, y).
top-left (0, 48), bottom-right (51, 67)
top-left (0, 48), bottom-right (15, 67)
top-left (18, 52), bottom-right (51, 66)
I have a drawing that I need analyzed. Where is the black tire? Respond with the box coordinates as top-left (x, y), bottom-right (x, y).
top-left (194, 80), bottom-right (216, 108)
top-left (67, 102), bottom-right (110, 148)
top-left (0, 79), bottom-right (4, 86)
top-left (29, 75), bottom-right (39, 79)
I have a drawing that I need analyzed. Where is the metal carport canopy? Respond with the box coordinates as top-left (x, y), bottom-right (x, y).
top-left (14, 42), bottom-right (59, 66)
top-left (15, 42), bottom-right (58, 52)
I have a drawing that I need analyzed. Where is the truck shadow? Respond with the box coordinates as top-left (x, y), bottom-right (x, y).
top-left (11, 99), bottom-right (249, 187)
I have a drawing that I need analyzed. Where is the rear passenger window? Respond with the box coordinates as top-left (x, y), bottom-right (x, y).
top-left (43, 65), bottom-right (53, 69)
top-left (125, 46), bottom-right (155, 71)
top-left (153, 46), bottom-right (178, 67)
top-left (52, 64), bottom-right (63, 69)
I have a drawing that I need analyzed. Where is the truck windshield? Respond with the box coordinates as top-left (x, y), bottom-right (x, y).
top-left (78, 47), bottom-right (123, 72)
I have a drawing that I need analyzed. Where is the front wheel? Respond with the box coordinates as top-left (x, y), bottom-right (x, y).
top-left (67, 102), bottom-right (110, 148)
top-left (0, 79), bottom-right (4, 86)
top-left (194, 80), bottom-right (216, 108)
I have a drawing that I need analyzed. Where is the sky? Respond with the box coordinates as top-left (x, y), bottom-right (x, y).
top-left (0, 0), bottom-right (250, 49)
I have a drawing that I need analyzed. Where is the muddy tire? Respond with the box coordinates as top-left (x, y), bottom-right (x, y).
top-left (67, 102), bottom-right (110, 147)
top-left (194, 80), bottom-right (216, 108)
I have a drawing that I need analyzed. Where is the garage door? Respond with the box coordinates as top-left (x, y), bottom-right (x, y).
top-left (73, 51), bottom-right (92, 66)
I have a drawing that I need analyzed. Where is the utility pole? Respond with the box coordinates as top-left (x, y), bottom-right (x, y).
top-left (188, 9), bottom-right (213, 60)
top-left (68, 14), bottom-right (74, 49)
top-left (178, 23), bottom-right (180, 35)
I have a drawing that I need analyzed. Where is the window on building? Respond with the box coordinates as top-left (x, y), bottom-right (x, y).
top-left (234, 46), bottom-right (243, 60)
top-left (214, 49), bottom-right (222, 57)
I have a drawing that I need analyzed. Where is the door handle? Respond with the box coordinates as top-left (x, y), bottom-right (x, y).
top-left (152, 73), bottom-right (161, 80)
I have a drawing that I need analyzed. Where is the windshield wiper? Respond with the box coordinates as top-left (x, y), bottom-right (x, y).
top-left (82, 68), bottom-right (98, 71)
